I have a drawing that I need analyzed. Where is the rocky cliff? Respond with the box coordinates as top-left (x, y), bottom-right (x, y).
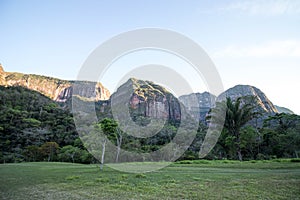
top-left (178, 85), bottom-right (279, 126)
top-left (1, 66), bottom-right (290, 126)
top-left (0, 66), bottom-right (110, 102)
top-left (102, 82), bottom-right (282, 125)
top-left (179, 92), bottom-right (216, 122)
top-left (218, 85), bottom-right (278, 114)
top-left (109, 78), bottom-right (181, 122)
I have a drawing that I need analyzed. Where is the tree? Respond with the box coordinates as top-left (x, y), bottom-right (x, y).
top-left (224, 97), bottom-right (258, 161)
top-left (208, 97), bottom-right (257, 161)
top-left (93, 118), bottom-right (118, 170)
top-left (261, 113), bottom-right (300, 158)
top-left (58, 145), bottom-right (81, 163)
top-left (99, 118), bottom-right (123, 163)
top-left (40, 142), bottom-right (59, 162)
top-left (24, 145), bottom-right (40, 161)
top-left (0, 86), bottom-right (80, 163)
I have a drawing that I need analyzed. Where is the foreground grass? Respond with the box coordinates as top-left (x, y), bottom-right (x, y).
top-left (0, 160), bottom-right (300, 199)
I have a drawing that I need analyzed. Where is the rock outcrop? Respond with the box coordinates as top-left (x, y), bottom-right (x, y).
top-left (218, 85), bottom-right (278, 114)
top-left (110, 78), bottom-right (181, 121)
top-left (2, 66), bottom-right (291, 126)
top-left (0, 66), bottom-right (110, 102)
top-left (179, 92), bottom-right (216, 121)
top-left (178, 85), bottom-right (279, 126)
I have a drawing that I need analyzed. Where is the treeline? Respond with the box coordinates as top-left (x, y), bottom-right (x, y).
top-left (0, 86), bottom-right (299, 163)
top-left (184, 98), bottom-right (300, 161)
top-left (184, 113), bottom-right (300, 160)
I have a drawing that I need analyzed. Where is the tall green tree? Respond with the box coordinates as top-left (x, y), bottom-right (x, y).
top-left (208, 97), bottom-right (257, 161)
top-left (100, 118), bottom-right (123, 163)
top-left (262, 113), bottom-right (300, 158)
top-left (224, 97), bottom-right (258, 161)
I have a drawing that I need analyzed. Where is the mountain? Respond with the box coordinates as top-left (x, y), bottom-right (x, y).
top-left (104, 81), bottom-right (284, 126)
top-left (103, 78), bottom-right (181, 123)
top-left (0, 65), bottom-right (110, 103)
top-left (218, 85), bottom-right (279, 126)
top-left (179, 92), bottom-right (216, 122)
top-left (274, 105), bottom-right (294, 114)
top-left (179, 85), bottom-right (279, 126)
top-left (1, 68), bottom-right (299, 162)
top-left (1, 65), bottom-right (290, 125)
top-left (218, 85), bottom-right (278, 114)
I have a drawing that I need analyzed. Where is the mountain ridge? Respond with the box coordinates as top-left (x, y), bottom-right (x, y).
top-left (0, 66), bottom-right (294, 118)
top-left (0, 65), bottom-right (110, 102)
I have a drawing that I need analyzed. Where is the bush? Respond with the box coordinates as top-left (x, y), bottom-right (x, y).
top-left (135, 174), bottom-right (146, 178)
top-left (177, 160), bottom-right (193, 164)
top-left (95, 177), bottom-right (110, 183)
top-left (290, 158), bottom-right (300, 163)
top-left (193, 160), bottom-right (211, 164)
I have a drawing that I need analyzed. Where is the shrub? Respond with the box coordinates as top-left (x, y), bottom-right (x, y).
top-left (194, 160), bottom-right (210, 164)
top-left (177, 160), bottom-right (193, 164)
top-left (135, 174), bottom-right (146, 178)
top-left (290, 158), bottom-right (300, 163)
top-left (95, 177), bottom-right (110, 183)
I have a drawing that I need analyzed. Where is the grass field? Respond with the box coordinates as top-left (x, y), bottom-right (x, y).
top-left (1, 160), bottom-right (300, 199)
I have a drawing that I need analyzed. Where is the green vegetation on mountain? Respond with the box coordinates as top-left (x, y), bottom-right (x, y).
top-left (0, 74), bottom-right (299, 164)
top-left (0, 86), bottom-right (93, 163)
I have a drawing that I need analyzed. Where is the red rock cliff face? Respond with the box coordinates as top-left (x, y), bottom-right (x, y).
top-left (110, 78), bottom-right (181, 121)
top-left (0, 66), bottom-right (110, 102)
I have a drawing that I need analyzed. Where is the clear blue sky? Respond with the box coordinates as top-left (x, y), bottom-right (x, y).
top-left (1, 0), bottom-right (300, 114)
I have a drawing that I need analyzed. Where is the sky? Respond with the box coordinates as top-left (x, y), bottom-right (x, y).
top-left (0, 0), bottom-right (300, 114)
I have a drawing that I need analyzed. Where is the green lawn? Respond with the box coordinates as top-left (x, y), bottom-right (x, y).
top-left (0, 160), bottom-right (300, 199)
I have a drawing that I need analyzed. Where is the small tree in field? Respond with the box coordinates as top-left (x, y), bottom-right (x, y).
top-left (40, 142), bottom-right (59, 162)
top-left (96, 118), bottom-right (122, 170)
